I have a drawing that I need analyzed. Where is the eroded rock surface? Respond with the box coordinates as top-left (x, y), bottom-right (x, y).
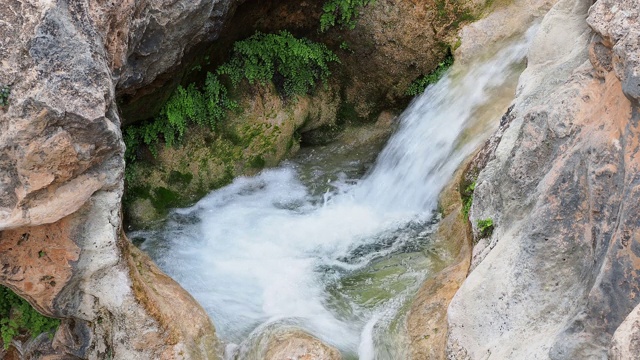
top-left (236, 326), bottom-right (342, 360)
top-left (0, 0), bottom-right (240, 358)
top-left (447, 0), bottom-right (640, 358)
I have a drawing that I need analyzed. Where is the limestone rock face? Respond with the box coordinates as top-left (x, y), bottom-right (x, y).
top-left (0, 0), bottom-right (240, 358)
top-left (587, 0), bottom-right (640, 105)
top-left (96, 0), bottom-right (244, 98)
top-left (609, 302), bottom-right (640, 359)
top-left (447, 0), bottom-right (640, 358)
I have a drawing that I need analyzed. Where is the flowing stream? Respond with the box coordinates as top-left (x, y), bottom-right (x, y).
top-left (133, 27), bottom-right (536, 359)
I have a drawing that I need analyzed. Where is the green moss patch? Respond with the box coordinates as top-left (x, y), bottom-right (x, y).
top-left (0, 286), bottom-right (59, 349)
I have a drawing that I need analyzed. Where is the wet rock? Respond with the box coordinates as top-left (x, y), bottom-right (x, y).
top-left (264, 331), bottom-right (342, 360)
top-left (447, 0), bottom-right (640, 358)
top-left (407, 166), bottom-right (473, 360)
top-left (236, 326), bottom-right (342, 360)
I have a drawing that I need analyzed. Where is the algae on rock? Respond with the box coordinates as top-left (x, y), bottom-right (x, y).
top-left (124, 83), bottom-right (341, 228)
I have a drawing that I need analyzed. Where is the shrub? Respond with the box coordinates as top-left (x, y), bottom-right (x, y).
top-left (477, 218), bottom-right (494, 238)
top-left (405, 54), bottom-right (454, 96)
top-left (218, 30), bottom-right (339, 97)
top-left (320, 0), bottom-right (376, 32)
top-left (0, 286), bottom-right (59, 349)
top-left (124, 73), bottom-right (237, 162)
top-left (124, 31), bottom-right (339, 163)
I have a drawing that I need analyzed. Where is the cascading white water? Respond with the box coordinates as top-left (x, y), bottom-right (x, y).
top-left (134, 27), bottom-right (537, 359)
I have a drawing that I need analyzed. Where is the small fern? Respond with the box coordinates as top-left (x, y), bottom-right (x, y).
top-left (461, 181), bottom-right (476, 218)
top-left (218, 30), bottom-right (339, 97)
top-left (124, 73), bottom-right (237, 162)
top-left (405, 54), bottom-right (454, 96)
top-left (0, 286), bottom-right (59, 349)
top-left (0, 85), bottom-right (10, 107)
top-left (477, 218), bottom-right (494, 238)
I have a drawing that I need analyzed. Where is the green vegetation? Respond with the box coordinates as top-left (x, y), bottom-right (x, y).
top-left (320, 0), bottom-right (376, 32)
top-left (0, 286), bottom-right (59, 349)
top-left (0, 85), bottom-right (10, 107)
top-left (477, 218), bottom-right (494, 238)
top-left (124, 73), bottom-right (236, 162)
top-left (124, 31), bottom-right (338, 164)
top-left (405, 53), bottom-right (454, 96)
top-left (461, 181), bottom-right (476, 218)
top-left (219, 31), bottom-right (339, 97)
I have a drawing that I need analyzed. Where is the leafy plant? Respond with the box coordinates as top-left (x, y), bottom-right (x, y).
top-left (461, 181), bottom-right (476, 218)
top-left (124, 31), bottom-right (339, 163)
top-left (405, 54), bottom-right (454, 96)
top-left (124, 73), bottom-right (237, 162)
top-left (0, 85), bottom-right (10, 107)
top-left (477, 218), bottom-right (494, 238)
top-left (320, 0), bottom-right (376, 32)
top-left (0, 286), bottom-right (59, 349)
top-left (218, 31), bottom-right (339, 97)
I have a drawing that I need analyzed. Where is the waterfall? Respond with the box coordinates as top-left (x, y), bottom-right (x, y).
top-left (134, 26), bottom-right (537, 359)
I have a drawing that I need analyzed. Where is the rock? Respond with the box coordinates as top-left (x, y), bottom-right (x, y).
top-left (407, 165), bottom-right (473, 360)
top-left (455, 0), bottom-right (557, 64)
top-left (0, 0), bottom-right (240, 358)
top-left (337, 0), bottom-right (486, 117)
top-left (109, 0), bottom-right (245, 123)
top-left (264, 331), bottom-right (342, 360)
top-left (587, 0), bottom-right (640, 104)
top-left (447, 0), bottom-right (640, 358)
top-left (236, 326), bottom-right (342, 360)
top-left (609, 302), bottom-right (640, 359)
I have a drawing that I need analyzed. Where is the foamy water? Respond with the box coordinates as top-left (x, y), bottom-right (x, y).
top-left (134, 27), bottom-right (537, 359)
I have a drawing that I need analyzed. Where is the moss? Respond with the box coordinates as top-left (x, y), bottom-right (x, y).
top-left (150, 187), bottom-right (182, 212)
top-left (167, 170), bottom-right (193, 186)
top-left (209, 166), bottom-right (235, 190)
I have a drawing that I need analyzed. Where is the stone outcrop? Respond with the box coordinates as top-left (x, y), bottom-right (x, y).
top-left (333, 0), bottom-right (485, 117)
top-left (447, 0), bottom-right (640, 358)
top-left (234, 326), bottom-right (342, 360)
top-left (108, 0), bottom-right (245, 124)
top-left (0, 0), bottom-right (243, 358)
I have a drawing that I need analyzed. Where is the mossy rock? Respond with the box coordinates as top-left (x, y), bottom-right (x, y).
top-left (124, 84), bottom-right (341, 229)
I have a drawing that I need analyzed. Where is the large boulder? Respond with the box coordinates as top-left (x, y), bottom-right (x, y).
top-left (0, 0), bottom-right (243, 358)
top-left (447, 0), bottom-right (640, 358)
